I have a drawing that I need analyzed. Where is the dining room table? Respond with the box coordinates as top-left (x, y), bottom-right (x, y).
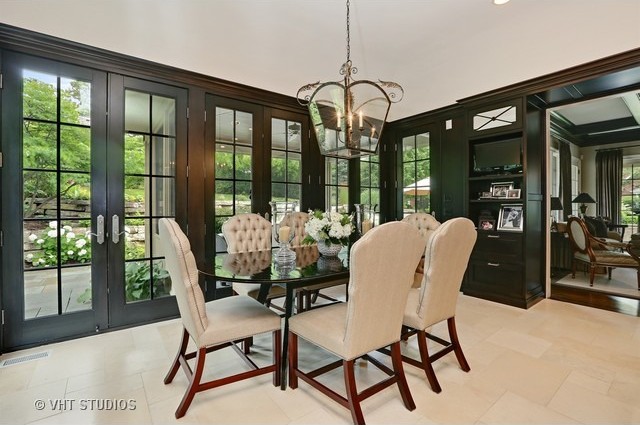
top-left (210, 244), bottom-right (350, 389)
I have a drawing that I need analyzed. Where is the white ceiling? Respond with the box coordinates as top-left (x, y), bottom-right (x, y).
top-left (1, 0), bottom-right (639, 120)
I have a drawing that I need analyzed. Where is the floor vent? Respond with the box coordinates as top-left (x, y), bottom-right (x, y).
top-left (0, 350), bottom-right (50, 368)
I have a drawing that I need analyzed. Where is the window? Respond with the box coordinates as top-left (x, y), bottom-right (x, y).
top-left (271, 118), bottom-right (301, 209)
top-left (571, 159), bottom-right (580, 217)
top-left (325, 158), bottom-right (349, 212)
top-left (214, 107), bottom-right (253, 230)
top-left (360, 154), bottom-right (380, 224)
top-left (550, 148), bottom-right (560, 222)
top-left (622, 156), bottom-right (640, 236)
top-left (401, 132), bottom-right (430, 216)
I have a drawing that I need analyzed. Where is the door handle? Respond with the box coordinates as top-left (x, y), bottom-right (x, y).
top-left (111, 214), bottom-right (126, 244)
top-left (89, 214), bottom-right (105, 244)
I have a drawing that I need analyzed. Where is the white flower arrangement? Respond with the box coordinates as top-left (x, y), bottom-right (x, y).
top-left (302, 209), bottom-right (354, 246)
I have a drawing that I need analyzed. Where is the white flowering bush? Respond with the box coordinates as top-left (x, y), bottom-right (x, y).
top-left (302, 209), bottom-right (354, 246)
top-left (25, 221), bottom-right (91, 267)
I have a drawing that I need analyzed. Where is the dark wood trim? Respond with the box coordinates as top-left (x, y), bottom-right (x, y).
top-left (458, 48), bottom-right (640, 108)
top-left (551, 283), bottom-right (640, 317)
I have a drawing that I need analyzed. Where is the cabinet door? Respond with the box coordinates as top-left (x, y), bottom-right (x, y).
top-left (466, 260), bottom-right (524, 304)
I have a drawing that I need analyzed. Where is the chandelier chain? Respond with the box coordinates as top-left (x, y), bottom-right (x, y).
top-left (346, 0), bottom-right (350, 63)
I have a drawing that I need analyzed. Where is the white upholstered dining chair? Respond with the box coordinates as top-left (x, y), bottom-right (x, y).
top-left (399, 217), bottom-right (476, 393)
top-left (158, 218), bottom-right (282, 419)
top-left (221, 213), bottom-right (286, 305)
top-left (402, 212), bottom-right (442, 287)
top-left (287, 221), bottom-right (425, 425)
top-left (280, 211), bottom-right (348, 311)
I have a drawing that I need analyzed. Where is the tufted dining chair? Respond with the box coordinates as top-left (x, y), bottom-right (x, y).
top-left (158, 218), bottom-right (281, 419)
top-left (221, 213), bottom-right (286, 306)
top-left (288, 221), bottom-right (424, 425)
top-left (280, 211), bottom-right (349, 311)
top-left (397, 217), bottom-right (477, 393)
top-left (402, 212), bottom-right (442, 287)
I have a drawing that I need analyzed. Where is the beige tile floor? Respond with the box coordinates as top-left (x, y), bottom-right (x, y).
top-left (1, 289), bottom-right (640, 425)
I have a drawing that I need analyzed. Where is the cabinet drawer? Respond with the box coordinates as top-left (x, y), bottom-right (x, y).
top-left (465, 260), bottom-right (523, 298)
top-left (472, 232), bottom-right (522, 262)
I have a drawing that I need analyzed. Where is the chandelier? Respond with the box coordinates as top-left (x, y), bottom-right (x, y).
top-left (297, 0), bottom-right (404, 159)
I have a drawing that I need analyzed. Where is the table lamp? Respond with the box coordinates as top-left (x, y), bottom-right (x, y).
top-left (572, 192), bottom-right (596, 216)
top-left (550, 197), bottom-right (563, 231)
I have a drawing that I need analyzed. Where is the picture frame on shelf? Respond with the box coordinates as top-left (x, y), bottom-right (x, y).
top-left (478, 218), bottom-right (496, 231)
top-left (491, 182), bottom-right (513, 198)
top-left (507, 188), bottom-right (521, 199)
top-left (497, 204), bottom-right (524, 232)
top-left (479, 191), bottom-right (493, 199)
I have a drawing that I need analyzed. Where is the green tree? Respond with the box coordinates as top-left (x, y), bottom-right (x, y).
top-left (23, 77), bottom-right (92, 217)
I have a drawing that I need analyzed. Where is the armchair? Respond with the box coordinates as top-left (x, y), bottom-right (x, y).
top-left (566, 217), bottom-right (640, 289)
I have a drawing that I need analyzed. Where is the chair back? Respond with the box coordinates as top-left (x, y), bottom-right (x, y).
top-left (402, 212), bottom-right (441, 245)
top-left (344, 221), bottom-right (424, 358)
top-left (158, 218), bottom-right (208, 345)
top-left (413, 217), bottom-right (477, 327)
top-left (567, 216), bottom-right (591, 255)
top-left (222, 213), bottom-right (272, 253)
top-left (280, 211), bottom-right (310, 247)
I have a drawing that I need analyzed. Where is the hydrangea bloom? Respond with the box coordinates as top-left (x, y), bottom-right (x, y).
top-left (302, 209), bottom-right (354, 246)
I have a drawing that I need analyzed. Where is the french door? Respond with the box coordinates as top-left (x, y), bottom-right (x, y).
top-left (1, 53), bottom-right (185, 349)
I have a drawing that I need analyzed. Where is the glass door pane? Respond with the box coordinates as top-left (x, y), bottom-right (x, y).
top-left (22, 70), bottom-right (94, 318)
top-left (123, 90), bottom-right (175, 303)
top-left (107, 76), bottom-right (185, 328)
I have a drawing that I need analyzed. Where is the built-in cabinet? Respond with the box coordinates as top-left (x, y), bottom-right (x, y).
top-left (462, 98), bottom-right (544, 308)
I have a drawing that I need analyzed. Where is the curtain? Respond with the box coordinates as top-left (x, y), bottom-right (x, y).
top-left (559, 141), bottom-right (572, 220)
top-left (595, 149), bottom-right (623, 224)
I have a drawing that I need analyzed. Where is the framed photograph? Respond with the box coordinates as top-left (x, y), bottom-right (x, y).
top-left (507, 188), bottom-right (521, 199)
top-left (479, 191), bottom-right (493, 199)
top-left (497, 204), bottom-right (524, 232)
top-left (478, 218), bottom-right (496, 231)
top-left (491, 182), bottom-right (513, 198)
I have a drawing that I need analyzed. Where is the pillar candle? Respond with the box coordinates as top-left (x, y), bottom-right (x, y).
top-left (362, 219), bottom-right (373, 234)
top-left (278, 225), bottom-right (291, 242)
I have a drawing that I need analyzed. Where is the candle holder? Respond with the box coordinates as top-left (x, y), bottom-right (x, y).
top-left (270, 201), bottom-right (298, 264)
top-left (354, 203), bottom-right (377, 236)
top-left (273, 223), bottom-right (297, 263)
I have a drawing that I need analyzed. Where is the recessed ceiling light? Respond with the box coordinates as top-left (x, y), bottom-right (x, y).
top-left (493, 0), bottom-right (510, 4)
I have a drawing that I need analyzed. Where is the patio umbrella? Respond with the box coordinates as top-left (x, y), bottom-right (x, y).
top-left (403, 177), bottom-right (430, 196)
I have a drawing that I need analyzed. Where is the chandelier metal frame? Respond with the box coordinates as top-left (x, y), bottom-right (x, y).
top-left (297, 0), bottom-right (404, 159)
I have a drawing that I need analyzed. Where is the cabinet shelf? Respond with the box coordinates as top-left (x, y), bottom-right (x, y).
top-left (469, 173), bottom-right (523, 181)
top-left (470, 198), bottom-right (522, 203)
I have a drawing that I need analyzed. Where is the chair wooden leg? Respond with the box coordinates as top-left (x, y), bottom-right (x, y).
top-left (571, 260), bottom-right (576, 278)
top-left (589, 265), bottom-right (596, 286)
top-left (273, 329), bottom-right (282, 387)
top-left (390, 342), bottom-right (416, 411)
top-left (288, 332), bottom-right (299, 389)
top-left (343, 359), bottom-right (365, 425)
top-left (447, 317), bottom-right (470, 372)
top-left (242, 336), bottom-right (253, 354)
top-left (417, 330), bottom-right (442, 393)
top-left (175, 347), bottom-right (206, 419)
top-left (164, 327), bottom-right (189, 385)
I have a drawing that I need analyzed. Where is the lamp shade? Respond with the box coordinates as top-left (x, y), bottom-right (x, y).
top-left (550, 197), bottom-right (563, 211)
top-left (572, 193), bottom-right (596, 204)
